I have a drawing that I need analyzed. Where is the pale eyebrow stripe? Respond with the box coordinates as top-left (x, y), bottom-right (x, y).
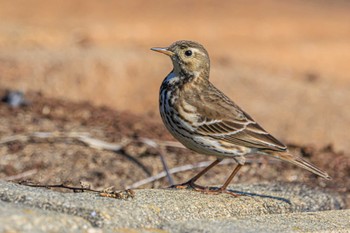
top-left (192, 48), bottom-right (206, 57)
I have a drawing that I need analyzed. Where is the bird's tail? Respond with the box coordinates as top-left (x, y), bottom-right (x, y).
top-left (271, 151), bottom-right (331, 180)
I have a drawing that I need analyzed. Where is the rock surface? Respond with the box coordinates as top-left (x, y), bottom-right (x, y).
top-left (166, 209), bottom-right (350, 233)
top-left (0, 201), bottom-right (92, 233)
top-left (0, 180), bottom-right (347, 232)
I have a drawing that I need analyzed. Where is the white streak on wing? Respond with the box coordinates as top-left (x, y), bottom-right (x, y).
top-left (182, 101), bottom-right (197, 112)
top-left (193, 135), bottom-right (246, 156)
top-left (195, 136), bottom-right (222, 149)
top-left (203, 119), bottom-right (221, 125)
top-left (197, 119), bottom-right (250, 136)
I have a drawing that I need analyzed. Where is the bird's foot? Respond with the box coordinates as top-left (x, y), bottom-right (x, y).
top-left (198, 187), bottom-right (243, 197)
top-left (169, 180), bottom-right (206, 190)
top-left (169, 182), bottom-right (242, 197)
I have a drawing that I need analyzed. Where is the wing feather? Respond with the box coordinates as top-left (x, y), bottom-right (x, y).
top-left (185, 81), bottom-right (287, 152)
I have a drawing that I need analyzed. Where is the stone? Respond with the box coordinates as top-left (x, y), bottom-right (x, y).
top-left (0, 180), bottom-right (346, 232)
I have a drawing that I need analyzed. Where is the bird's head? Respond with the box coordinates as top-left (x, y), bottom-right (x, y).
top-left (151, 40), bottom-right (210, 79)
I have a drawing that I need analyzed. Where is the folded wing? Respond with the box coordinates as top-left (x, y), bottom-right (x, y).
top-left (191, 82), bottom-right (287, 152)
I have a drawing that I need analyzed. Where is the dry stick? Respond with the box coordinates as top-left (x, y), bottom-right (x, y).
top-left (126, 161), bottom-right (219, 189)
top-left (74, 133), bottom-right (151, 176)
top-left (0, 132), bottom-right (184, 152)
top-left (158, 147), bottom-right (174, 186)
top-left (3, 169), bottom-right (38, 181)
top-left (139, 137), bottom-right (177, 185)
top-left (0, 131), bottom-right (123, 149)
top-left (0, 131), bottom-right (151, 176)
top-left (20, 182), bottom-right (100, 193)
top-left (19, 181), bottom-right (135, 199)
top-left (140, 137), bottom-right (185, 149)
top-left (126, 158), bottom-right (267, 189)
top-left (118, 149), bottom-right (152, 176)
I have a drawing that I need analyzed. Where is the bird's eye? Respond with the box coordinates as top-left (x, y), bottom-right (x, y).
top-left (184, 50), bottom-right (192, 57)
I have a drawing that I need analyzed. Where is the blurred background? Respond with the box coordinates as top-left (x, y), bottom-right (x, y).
top-left (1, 0), bottom-right (350, 150)
top-left (0, 0), bottom-right (349, 199)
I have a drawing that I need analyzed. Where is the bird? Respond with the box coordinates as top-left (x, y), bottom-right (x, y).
top-left (151, 40), bottom-right (331, 196)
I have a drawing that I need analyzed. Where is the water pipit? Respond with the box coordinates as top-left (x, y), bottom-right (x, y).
top-left (151, 40), bottom-right (330, 196)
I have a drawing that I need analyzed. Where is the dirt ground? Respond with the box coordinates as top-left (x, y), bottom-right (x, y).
top-left (0, 89), bottom-right (349, 206)
top-left (0, 1), bottom-right (349, 206)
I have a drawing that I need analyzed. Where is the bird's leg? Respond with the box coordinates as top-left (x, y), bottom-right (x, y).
top-left (169, 159), bottom-right (222, 190)
top-left (202, 164), bottom-right (243, 197)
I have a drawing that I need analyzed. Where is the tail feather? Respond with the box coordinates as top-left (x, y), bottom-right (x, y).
top-left (273, 152), bottom-right (331, 180)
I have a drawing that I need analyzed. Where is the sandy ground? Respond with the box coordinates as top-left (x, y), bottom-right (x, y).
top-left (0, 1), bottom-right (349, 205)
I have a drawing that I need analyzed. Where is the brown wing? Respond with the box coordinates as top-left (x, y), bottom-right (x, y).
top-left (185, 81), bottom-right (287, 152)
top-left (196, 119), bottom-right (286, 151)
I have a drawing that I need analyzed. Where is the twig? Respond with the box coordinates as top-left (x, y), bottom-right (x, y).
top-left (75, 134), bottom-right (124, 151)
top-left (126, 158), bottom-right (269, 189)
top-left (139, 137), bottom-right (185, 149)
top-left (158, 147), bottom-right (174, 186)
top-left (139, 137), bottom-right (175, 185)
top-left (20, 182), bottom-right (99, 193)
top-left (118, 149), bottom-right (152, 176)
top-left (126, 160), bottom-right (233, 189)
top-left (0, 131), bottom-right (151, 176)
top-left (19, 181), bottom-right (135, 199)
top-left (0, 134), bottom-right (30, 144)
top-left (0, 131), bottom-right (125, 150)
top-left (0, 132), bottom-right (184, 150)
top-left (126, 160), bottom-right (223, 189)
top-left (3, 169), bottom-right (38, 181)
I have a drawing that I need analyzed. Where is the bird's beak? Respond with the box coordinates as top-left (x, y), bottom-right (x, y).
top-left (151, 47), bottom-right (174, 56)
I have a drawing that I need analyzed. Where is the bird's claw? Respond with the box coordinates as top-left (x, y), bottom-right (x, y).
top-left (199, 187), bottom-right (242, 197)
top-left (169, 182), bottom-right (242, 197)
top-left (169, 180), bottom-right (206, 190)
